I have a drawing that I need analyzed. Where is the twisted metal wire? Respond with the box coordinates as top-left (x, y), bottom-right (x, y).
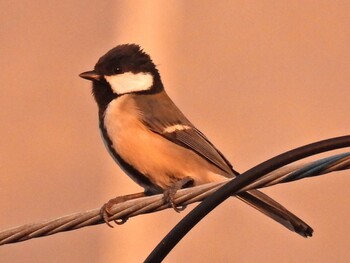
top-left (1, 152), bottom-right (349, 246)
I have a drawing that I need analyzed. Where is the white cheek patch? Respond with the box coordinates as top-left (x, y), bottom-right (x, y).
top-left (105, 72), bottom-right (153, 95)
top-left (163, 124), bottom-right (192, 133)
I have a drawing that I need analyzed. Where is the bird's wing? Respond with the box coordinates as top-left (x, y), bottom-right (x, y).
top-left (160, 125), bottom-right (236, 176)
top-left (136, 93), bottom-right (237, 176)
top-left (135, 92), bottom-right (313, 237)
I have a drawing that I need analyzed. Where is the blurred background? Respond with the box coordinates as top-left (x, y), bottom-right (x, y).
top-left (1, 1), bottom-right (349, 262)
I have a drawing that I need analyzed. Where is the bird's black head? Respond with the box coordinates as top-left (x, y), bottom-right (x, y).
top-left (95, 44), bottom-right (159, 76)
top-left (79, 44), bottom-right (164, 112)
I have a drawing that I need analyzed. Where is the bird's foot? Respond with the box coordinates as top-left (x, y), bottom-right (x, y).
top-left (100, 192), bottom-right (146, 228)
top-left (163, 177), bottom-right (194, 212)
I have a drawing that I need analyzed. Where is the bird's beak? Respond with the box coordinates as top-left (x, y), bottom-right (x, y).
top-left (79, 70), bottom-right (102, 81)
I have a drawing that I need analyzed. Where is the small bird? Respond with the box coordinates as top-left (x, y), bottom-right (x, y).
top-left (79, 44), bottom-right (312, 237)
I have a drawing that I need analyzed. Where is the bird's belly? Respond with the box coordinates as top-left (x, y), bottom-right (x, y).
top-left (104, 97), bottom-right (229, 191)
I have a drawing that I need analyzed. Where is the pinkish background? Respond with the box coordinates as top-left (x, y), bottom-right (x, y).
top-left (1, 1), bottom-right (349, 262)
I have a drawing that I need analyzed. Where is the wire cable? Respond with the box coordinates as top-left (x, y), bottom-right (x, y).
top-left (145, 135), bottom-right (350, 263)
top-left (0, 149), bottom-right (349, 246)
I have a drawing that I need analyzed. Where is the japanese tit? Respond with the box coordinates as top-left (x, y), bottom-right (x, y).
top-left (79, 44), bottom-right (312, 237)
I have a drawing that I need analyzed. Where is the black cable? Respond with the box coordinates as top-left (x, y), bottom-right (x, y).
top-left (145, 135), bottom-right (350, 263)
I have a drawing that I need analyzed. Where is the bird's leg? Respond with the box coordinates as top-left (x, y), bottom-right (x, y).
top-left (163, 176), bottom-right (194, 212)
top-left (100, 192), bottom-right (146, 228)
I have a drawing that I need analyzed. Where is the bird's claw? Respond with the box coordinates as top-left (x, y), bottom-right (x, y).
top-left (163, 176), bottom-right (193, 212)
top-left (163, 189), bottom-right (187, 212)
top-left (100, 192), bottom-right (146, 227)
top-left (100, 197), bottom-right (128, 228)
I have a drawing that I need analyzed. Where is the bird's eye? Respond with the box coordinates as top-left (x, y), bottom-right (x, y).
top-left (114, 67), bottom-right (122, 74)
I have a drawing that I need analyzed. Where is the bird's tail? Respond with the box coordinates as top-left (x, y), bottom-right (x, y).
top-left (236, 189), bottom-right (313, 237)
